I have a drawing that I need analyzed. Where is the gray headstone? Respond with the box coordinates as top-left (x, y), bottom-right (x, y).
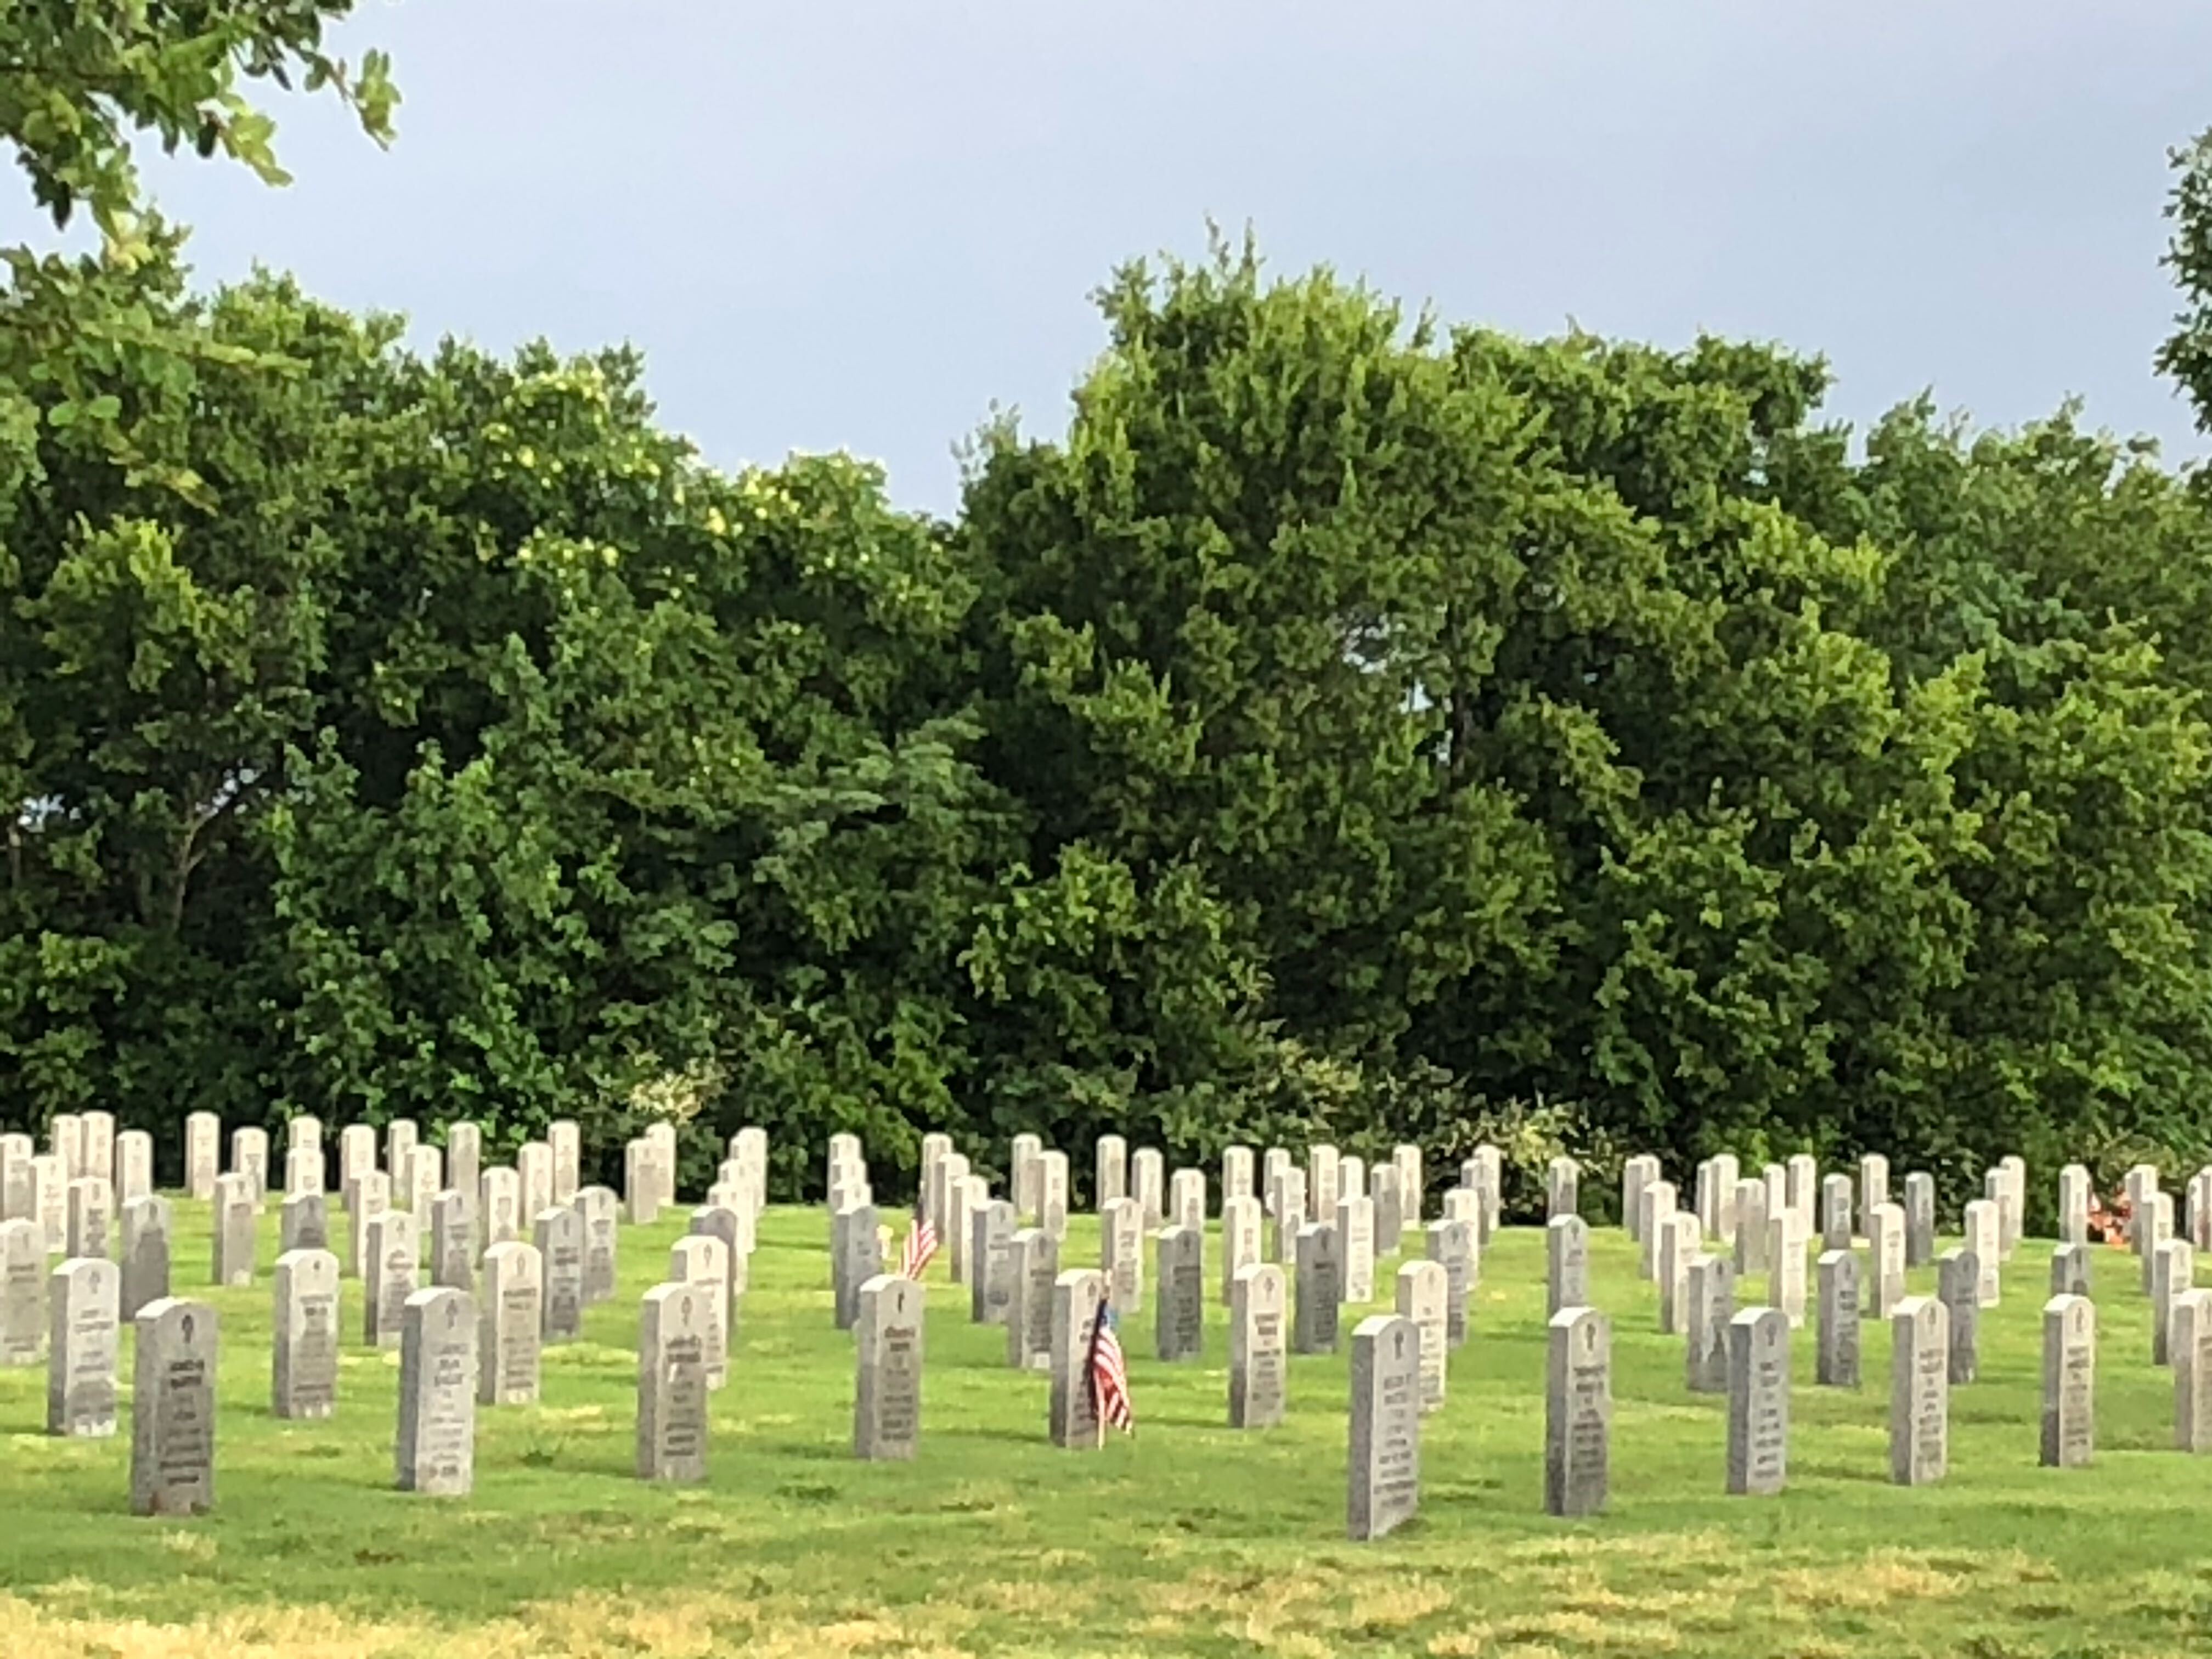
top-left (970, 1199), bottom-right (1017, 1326)
top-left (428, 1189), bottom-right (476, 1293)
top-left (854, 1272), bottom-right (924, 1460)
top-left (832, 1201), bottom-right (881, 1330)
top-left (1294, 1223), bottom-right (1342, 1354)
top-left (1538, 1215), bottom-right (1587, 1321)
top-left (533, 1206), bottom-right (584, 1340)
top-left (1964, 1199), bottom-right (2001, 1306)
top-left (2049, 1242), bottom-right (2092, 1300)
top-left (520, 1141), bottom-right (555, 1223)
top-left (65, 1177), bottom-right (112, 1260)
top-left (1101, 1195), bottom-right (1144, 1313)
top-left (1545, 1305), bottom-right (1611, 1517)
top-left (2173, 1288), bottom-right (2212, 1454)
top-left (1733, 1177), bottom-right (1768, 1276)
top-left (1785, 1153), bottom-right (1817, 1235)
top-left (1229, 1261), bottom-right (1288, 1429)
top-left (1938, 1248), bottom-right (1980, 1384)
top-left (131, 1298), bottom-right (217, 1515)
top-left (33, 1153), bottom-right (64, 1252)
top-left (1371, 1166), bottom-right (1404, 1256)
top-left (670, 1234), bottom-right (730, 1390)
top-left (1547, 1155), bottom-right (1579, 1221)
top-left (1006, 1227), bottom-right (1058, 1370)
top-left (577, 1186), bottom-right (620, 1305)
top-left (1338, 1194), bottom-right (1376, 1304)
top-left (385, 1120), bottom-right (419, 1194)
top-left (284, 1145), bottom-right (322, 1199)
top-left (47, 1256), bottom-right (119, 1436)
top-left (1859, 1153), bottom-right (1889, 1224)
top-left (1725, 1306), bottom-right (1791, 1496)
top-left (1888, 1294), bottom-right (1948, 1486)
top-left (479, 1240), bottom-right (545, 1405)
top-left (2040, 1293), bottom-right (2095, 1469)
top-left (479, 1167), bottom-right (521, 1245)
top-left (1866, 1202), bottom-right (1905, 1318)
top-left (1427, 1218), bottom-right (1474, 1348)
top-left (1270, 1167), bottom-right (1307, 1263)
top-left (281, 1190), bottom-right (331, 1258)
top-left (1132, 1148), bottom-right (1165, 1229)
top-left (1222, 1144), bottom-right (1255, 1206)
top-left (1395, 1259), bottom-right (1447, 1413)
top-left (1637, 1179), bottom-right (1677, 1279)
top-left (547, 1119), bottom-right (580, 1205)
top-left (0, 1218), bottom-right (44, 1364)
top-left (1658, 1212), bottom-right (1701, 1334)
top-left (1820, 1173), bottom-right (1854, 1251)
top-left (2059, 1163), bottom-right (2092, 1248)
top-left (687, 1204), bottom-right (747, 1342)
top-left (272, 1248), bottom-right (341, 1420)
top-left (115, 1130), bottom-right (153, 1203)
top-left (1170, 1167), bottom-right (1206, 1234)
top-left (1816, 1250), bottom-right (1861, 1389)
top-left (1221, 1194), bottom-right (1264, 1301)
top-left (2155, 1239), bottom-right (2196, 1367)
top-left (337, 1124), bottom-right (376, 1193)
top-left (119, 1195), bottom-right (171, 1321)
top-left (1767, 1212), bottom-right (1807, 1328)
top-left (397, 1286), bottom-right (477, 1495)
top-left (1310, 1144), bottom-right (1342, 1226)
top-left (185, 1112), bottom-right (219, 1201)
top-left (1347, 1313), bottom-right (1421, 1541)
top-left (624, 1140), bottom-right (659, 1227)
top-left (1048, 1269), bottom-right (1106, 1449)
top-left (1093, 1135), bottom-right (1127, 1207)
top-left (1154, 1224), bottom-right (1204, 1362)
top-left (212, 1173), bottom-right (255, 1286)
top-left (1010, 1132), bottom-right (1043, 1222)
top-left (637, 1280), bottom-right (710, 1482)
top-left (1037, 1149), bottom-right (1070, 1243)
top-left (446, 1122), bottom-right (483, 1206)
top-left (1685, 1254), bottom-right (1736, 1395)
top-left (347, 1169), bottom-right (390, 1278)
top-left (363, 1209), bottom-right (419, 1348)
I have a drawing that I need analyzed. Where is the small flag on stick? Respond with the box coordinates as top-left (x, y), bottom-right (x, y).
top-left (1089, 1293), bottom-right (1133, 1436)
top-left (900, 1194), bottom-right (939, 1280)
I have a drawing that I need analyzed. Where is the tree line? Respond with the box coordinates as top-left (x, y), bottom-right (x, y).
top-left (7, 6), bottom-right (2212, 1212)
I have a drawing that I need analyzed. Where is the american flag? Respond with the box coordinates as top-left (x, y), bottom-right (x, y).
top-left (899, 1194), bottom-right (939, 1280)
top-left (1088, 1294), bottom-right (1134, 1435)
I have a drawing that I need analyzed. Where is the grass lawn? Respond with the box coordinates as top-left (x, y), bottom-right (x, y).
top-left (1, 1196), bottom-right (2209, 1658)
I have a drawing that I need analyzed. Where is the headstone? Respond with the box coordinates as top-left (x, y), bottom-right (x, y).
top-left (1685, 1254), bottom-right (1736, 1394)
top-left (1370, 1165), bottom-right (1403, 1256)
top-left (1888, 1294), bottom-right (1948, 1486)
top-left (285, 1114), bottom-right (319, 1158)
top-left (1101, 1195), bottom-right (1144, 1313)
top-left (184, 1111), bottom-right (219, 1201)
top-left (1428, 1218), bottom-right (1474, 1348)
top-left (1132, 1148), bottom-right (1165, 1229)
top-left (970, 1198), bottom-right (1017, 1325)
top-left (131, 1299), bottom-right (217, 1515)
top-left (2154, 1240), bottom-right (2195, 1367)
top-left (337, 1124), bottom-right (375, 1193)
top-left (385, 1120), bottom-right (419, 1195)
top-left (211, 1173), bottom-right (255, 1286)
top-left (947, 1173), bottom-right (987, 1288)
top-left (517, 1141), bottom-right (553, 1223)
top-left (1900, 1172), bottom-right (1936, 1268)
top-left (446, 1122), bottom-right (483, 1206)
top-left (1637, 1180), bottom-right (1677, 1280)
top-left (1395, 1259), bottom-right (1447, 1413)
top-left (115, 1131), bottom-right (153, 1203)
top-left (1270, 1167), bottom-right (1307, 1263)
top-left (1815, 1250), bottom-right (1861, 1388)
top-left (2040, 1293), bottom-right (2095, 1469)
top-left (687, 1206), bottom-right (746, 1344)
top-left (1999, 1155), bottom-right (2027, 1257)
top-left (2172, 1288), bottom-right (2212, 1453)
top-left (1733, 1177), bottom-right (1768, 1276)
top-left (1229, 1262), bottom-right (1288, 1428)
top-left (1310, 1144), bottom-right (1341, 1227)
top-left (65, 1176), bottom-right (111, 1260)
top-left (1094, 1135), bottom-right (1127, 1207)
top-left (46, 1256), bottom-right (119, 1436)
top-left (272, 1248), bottom-right (340, 1420)
top-left (1866, 1202), bottom-right (1905, 1317)
top-left (1859, 1153), bottom-right (1889, 1224)
top-left (32, 1153), bottom-right (63, 1252)
top-left (1547, 1213), bottom-right (1589, 1317)
top-left (2143, 1192), bottom-right (2176, 1295)
top-left (50, 1112), bottom-right (82, 1178)
top-left (1725, 1306), bottom-right (1791, 1496)
top-left (1938, 1248), bottom-right (1980, 1384)
top-left (1695, 1154), bottom-right (1738, 1244)
top-left (1545, 1305), bottom-right (1611, 1517)
top-left (2050, 1242), bottom-right (2093, 1300)
top-left (2059, 1163), bottom-right (2092, 1248)
top-left (1767, 1211), bottom-right (1807, 1328)
top-left (1262, 1148), bottom-right (1291, 1214)
top-left (1038, 1149), bottom-right (1069, 1242)
top-left (80, 1110), bottom-right (114, 1185)
top-left (0, 1133), bottom-right (29, 1222)
top-left (1048, 1270), bottom-right (1107, 1449)
top-left (853, 1272), bottom-right (924, 1460)
top-left (1006, 1227), bottom-right (1058, 1370)
top-left (1621, 1153), bottom-right (1657, 1240)
top-left (1470, 1144), bottom-right (1504, 1240)
top-left (1658, 1211), bottom-right (1701, 1334)
top-left (397, 1286), bottom-right (476, 1494)
top-left (534, 1206), bottom-right (584, 1341)
top-left (1548, 1155), bottom-right (1579, 1221)
top-left (1169, 1167), bottom-right (1206, 1235)
top-left (623, 1140), bottom-right (659, 1226)
top-left (1346, 1314), bottom-right (1421, 1541)
top-left (285, 1145), bottom-right (322, 1199)
top-left (1820, 1173), bottom-right (1854, 1251)
top-left (670, 1234), bottom-right (730, 1391)
top-left (1339, 1154), bottom-right (1367, 1204)
top-left (119, 1196), bottom-right (170, 1321)
top-left (832, 1201), bottom-right (881, 1330)
top-left (281, 1190), bottom-right (330, 1257)
top-left (1008, 1132), bottom-right (1042, 1221)
top-left (547, 1119), bottom-right (580, 1205)
top-left (362, 1209), bottom-right (419, 1348)
top-left (1963, 1199), bottom-right (2001, 1306)
top-left (578, 1185), bottom-right (619, 1305)
top-left (1393, 1143), bottom-right (1424, 1226)
top-left (1150, 1223), bottom-right (1205, 1362)
top-left (1221, 1194), bottom-right (1264, 1300)
top-left (347, 1169), bottom-right (390, 1279)
top-left (1338, 1194), bottom-right (1376, 1304)
top-left (1, 1218), bottom-right (44, 1363)
top-left (1294, 1223), bottom-right (1342, 1353)
top-left (428, 1189), bottom-right (476, 1293)
top-left (405, 1147), bottom-right (446, 1217)
top-left (1785, 1153), bottom-right (1817, 1235)
top-left (478, 1241), bottom-right (545, 1405)
top-left (481, 1166), bottom-right (521, 1246)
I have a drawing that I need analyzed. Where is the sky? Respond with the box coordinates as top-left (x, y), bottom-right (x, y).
top-left (25, 2), bottom-right (2212, 515)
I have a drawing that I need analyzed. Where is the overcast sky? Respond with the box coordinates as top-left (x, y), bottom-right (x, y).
top-left (37, 2), bottom-right (2212, 512)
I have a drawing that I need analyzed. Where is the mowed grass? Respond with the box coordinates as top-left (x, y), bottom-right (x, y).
top-left (2, 1199), bottom-right (2210, 1659)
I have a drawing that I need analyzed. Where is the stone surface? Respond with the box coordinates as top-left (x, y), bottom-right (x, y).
top-left (346, 1168), bottom-right (390, 1278)
top-left (1132, 1148), bottom-right (1165, 1229)
top-left (2059, 1164), bottom-right (2092, 1248)
top-left (2173, 1288), bottom-right (2212, 1453)
top-left (1548, 1155), bottom-right (1579, 1221)
top-left (1786, 1154), bottom-right (1817, 1236)
top-left (185, 1112), bottom-right (219, 1200)
top-left (1889, 1294), bottom-right (1949, 1486)
top-left (1767, 1212), bottom-right (1807, 1328)
top-left (1685, 1254), bottom-right (1736, 1395)
top-left (1816, 1250), bottom-right (1861, 1389)
top-left (1938, 1249), bottom-right (1980, 1385)
top-left (832, 1201), bottom-right (881, 1330)
top-left (1040, 1150), bottom-right (1070, 1242)
top-left (1725, 1306), bottom-right (1792, 1497)
top-left (1048, 1269), bottom-right (1107, 1449)
top-left (854, 1272), bottom-right (924, 1460)
top-left (47, 1255), bottom-right (119, 1436)
top-left (1222, 1144), bottom-right (1255, 1206)
top-left (281, 1191), bottom-right (331, 1258)
top-left (386, 1121), bottom-right (419, 1195)
top-left (1154, 1224), bottom-right (1205, 1362)
top-left (670, 1234), bottom-right (731, 1391)
top-left (1270, 1167), bottom-right (1307, 1264)
top-left (1230, 1262), bottom-right (1288, 1429)
top-left (1101, 1195), bottom-right (1144, 1314)
top-left (1621, 1154), bottom-right (1657, 1240)
top-left (1, 1218), bottom-right (44, 1364)
top-left (548, 1119), bottom-right (580, 1205)
top-left (285, 1146), bottom-right (323, 1199)
top-left (1427, 1218), bottom-right (1475, 1349)
top-left (65, 1176), bottom-right (111, 1260)
top-left (2050, 1242), bottom-right (2093, 1299)
top-left (1170, 1167), bottom-right (1206, 1235)
top-left (131, 1298), bottom-right (217, 1516)
top-left (272, 1248), bottom-right (341, 1420)
top-left (115, 1131), bottom-right (153, 1204)
top-left (1093, 1135), bottom-right (1127, 1208)
top-left (2144, 1192), bottom-right (2177, 1295)
top-left (1547, 1213), bottom-right (1590, 1317)
top-left (1545, 1305), bottom-right (1611, 1517)
top-left (1395, 1259), bottom-right (1447, 1413)
top-left (534, 1206), bottom-right (584, 1341)
top-left (1658, 1212), bottom-right (1701, 1335)
top-left (2040, 1293), bottom-right (2096, 1469)
top-left (1394, 1144), bottom-right (1424, 1227)
top-left (636, 1282), bottom-right (713, 1480)
top-left (397, 1286), bottom-right (477, 1495)
top-left (1221, 1195), bottom-right (1264, 1301)
top-left (1309, 1145), bottom-right (1341, 1226)
top-left (1338, 1195), bottom-right (1376, 1304)
top-left (119, 1196), bottom-right (171, 1321)
top-left (1370, 1166), bottom-right (1404, 1257)
top-left (1964, 1200), bottom-right (2001, 1306)
top-left (687, 1206), bottom-right (747, 1346)
top-left (363, 1209), bottom-right (419, 1348)
top-left (428, 1189), bottom-right (476, 1293)
top-left (1733, 1177), bottom-right (1768, 1277)
top-left (1294, 1223), bottom-right (1342, 1354)
top-left (1347, 1314), bottom-right (1422, 1541)
top-left (624, 1140), bottom-right (660, 1227)
top-left (212, 1173), bottom-right (256, 1286)
top-left (578, 1186), bottom-right (620, 1304)
top-left (1865, 1202), bottom-right (1906, 1318)
top-left (1820, 1173), bottom-right (1854, 1251)
top-left (1006, 1227), bottom-right (1058, 1370)
top-left (232, 1128), bottom-right (269, 1207)
top-left (478, 1241), bottom-right (545, 1405)
top-left (518, 1141), bottom-right (554, 1224)
top-left (480, 1167), bottom-right (521, 1246)
top-left (1859, 1154), bottom-right (1890, 1227)
top-left (447, 1122), bottom-right (483, 1207)
top-left (337, 1124), bottom-right (376, 1193)
top-left (2154, 1240), bottom-right (2195, 1367)
top-left (970, 1198), bottom-right (1017, 1327)
top-left (1637, 1179), bottom-right (1677, 1280)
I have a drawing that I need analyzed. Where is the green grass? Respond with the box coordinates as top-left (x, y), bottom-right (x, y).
top-left (2, 1199), bottom-right (2210, 1658)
